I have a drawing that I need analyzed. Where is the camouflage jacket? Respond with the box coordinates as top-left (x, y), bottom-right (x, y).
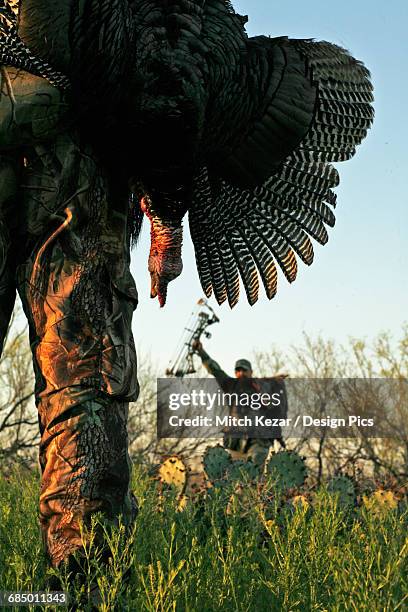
top-left (0, 67), bottom-right (139, 400)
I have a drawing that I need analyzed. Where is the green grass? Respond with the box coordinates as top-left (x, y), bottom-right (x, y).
top-left (0, 467), bottom-right (407, 611)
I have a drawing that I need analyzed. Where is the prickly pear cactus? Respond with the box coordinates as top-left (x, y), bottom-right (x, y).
top-left (225, 460), bottom-right (261, 483)
top-left (266, 450), bottom-right (307, 491)
top-left (158, 456), bottom-right (188, 493)
top-left (362, 490), bottom-right (398, 515)
top-left (327, 475), bottom-right (357, 509)
top-left (203, 445), bottom-right (232, 482)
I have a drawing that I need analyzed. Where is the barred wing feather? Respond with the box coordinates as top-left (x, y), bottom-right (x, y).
top-left (0, 0), bottom-right (70, 88)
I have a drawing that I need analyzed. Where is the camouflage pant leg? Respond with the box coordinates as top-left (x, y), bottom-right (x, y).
top-left (245, 439), bottom-right (272, 466)
top-left (17, 225), bottom-right (139, 568)
top-left (245, 438), bottom-right (286, 465)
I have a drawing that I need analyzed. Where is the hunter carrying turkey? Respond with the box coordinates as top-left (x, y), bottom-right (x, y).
top-left (192, 340), bottom-right (288, 464)
top-left (0, 0), bottom-right (373, 583)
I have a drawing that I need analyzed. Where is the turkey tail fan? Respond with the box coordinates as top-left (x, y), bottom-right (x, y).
top-left (190, 37), bottom-right (374, 307)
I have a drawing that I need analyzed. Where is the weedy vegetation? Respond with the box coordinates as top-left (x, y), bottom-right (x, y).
top-left (0, 453), bottom-right (407, 612)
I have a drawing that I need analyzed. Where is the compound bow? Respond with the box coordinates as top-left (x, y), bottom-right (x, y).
top-left (165, 298), bottom-right (220, 377)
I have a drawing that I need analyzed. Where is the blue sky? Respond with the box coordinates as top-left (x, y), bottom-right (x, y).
top-left (131, 0), bottom-right (408, 373)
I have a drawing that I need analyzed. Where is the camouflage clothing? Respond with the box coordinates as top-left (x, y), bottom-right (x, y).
top-left (198, 348), bottom-right (287, 454)
top-left (0, 67), bottom-right (138, 566)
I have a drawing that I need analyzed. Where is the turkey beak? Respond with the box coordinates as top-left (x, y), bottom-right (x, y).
top-left (150, 271), bottom-right (169, 308)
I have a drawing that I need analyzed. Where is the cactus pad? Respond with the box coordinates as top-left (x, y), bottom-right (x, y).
top-left (327, 475), bottom-right (357, 509)
top-left (266, 450), bottom-right (307, 490)
top-left (158, 456), bottom-right (188, 493)
top-left (203, 445), bottom-right (232, 481)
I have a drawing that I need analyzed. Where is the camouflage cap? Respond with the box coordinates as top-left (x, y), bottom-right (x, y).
top-left (234, 358), bottom-right (252, 371)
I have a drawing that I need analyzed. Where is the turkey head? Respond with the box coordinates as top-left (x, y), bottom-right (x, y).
top-left (138, 189), bottom-right (188, 308)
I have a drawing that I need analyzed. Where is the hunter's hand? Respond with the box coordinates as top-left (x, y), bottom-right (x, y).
top-left (192, 339), bottom-right (203, 352)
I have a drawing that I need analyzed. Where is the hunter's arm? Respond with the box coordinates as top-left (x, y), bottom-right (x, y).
top-left (196, 347), bottom-right (231, 388)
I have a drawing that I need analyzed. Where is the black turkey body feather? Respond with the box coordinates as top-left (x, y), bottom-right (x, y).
top-left (0, 0), bottom-right (374, 306)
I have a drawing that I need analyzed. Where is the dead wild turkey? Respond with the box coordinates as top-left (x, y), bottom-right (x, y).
top-left (0, 0), bottom-right (374, 306)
